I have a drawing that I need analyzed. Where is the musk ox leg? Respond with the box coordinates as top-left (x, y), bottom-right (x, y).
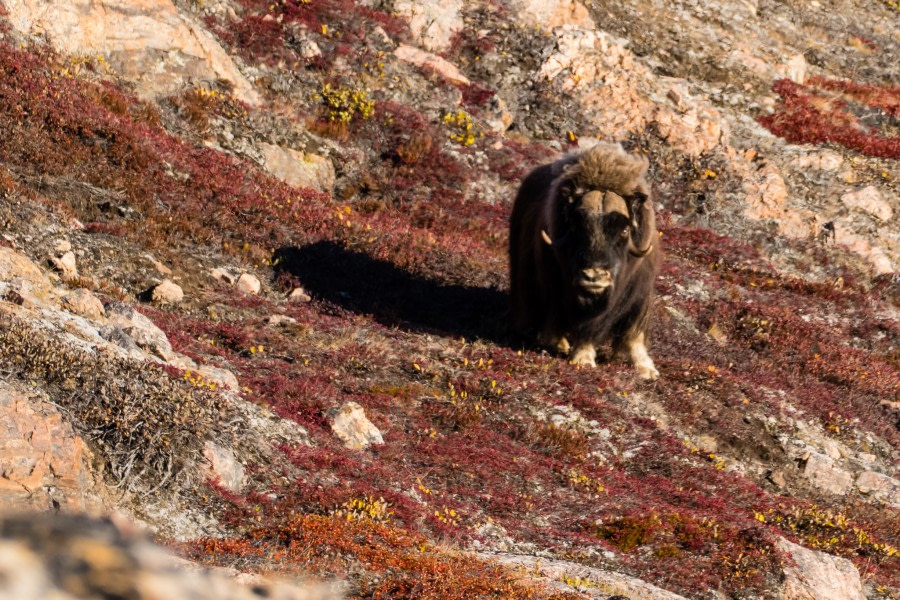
top-left (625, 331), bottom-right (659, 380)
top-left (536, 331), bottom-right (571, 355)
top-left (569, 343), bottom-right (597, 367)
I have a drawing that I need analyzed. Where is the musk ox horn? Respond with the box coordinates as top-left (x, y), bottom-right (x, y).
top-left (582, 190), bottom-right (603, 212)
top-left (627, 236), bottom-right (653, 257)
top-left (541, 229), bottom-right (554, 246)
top-left (627, 198), bottom-right (655, 258)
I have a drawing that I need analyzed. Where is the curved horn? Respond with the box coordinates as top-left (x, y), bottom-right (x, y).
top-left (541, 229), bottom-right (553, 246)
top-left (627, 236), bottom-right (653, 257)
top-left (627, 197), bottom-right (656, 258)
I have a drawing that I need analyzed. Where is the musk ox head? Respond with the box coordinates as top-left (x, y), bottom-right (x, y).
top-left (541, 143), bottom-right (655, 297)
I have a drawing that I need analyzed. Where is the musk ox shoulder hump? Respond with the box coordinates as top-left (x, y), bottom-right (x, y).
top-left (567, 143), bottom-right (650, 198)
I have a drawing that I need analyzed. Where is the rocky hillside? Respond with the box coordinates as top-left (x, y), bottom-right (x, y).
top-left (0, 0), bottom-right (897, 598)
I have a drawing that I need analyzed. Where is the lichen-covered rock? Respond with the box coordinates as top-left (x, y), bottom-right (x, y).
top-left (210, 268), bottom-right (238, 285)
top-left (393, 0), bottom-right (463, 52)
top-left (327, 402), bottom-right (384, 450)
top-left (202, 442), bottom-right (245, 494)
top-left (833, 222), bottom-right (895, 275)
top-left (486, 553), bottom-right (689, 599)
top-left (777, 538), bottom-right (865, 600)
top-left (855, 471), bottom-right (900, 507)
top-left (289, 287), bottom-right (312, 302)
top-left (841, 186), bottom-right (893, 222)
top-left (0, 247), bottom-right (51, 291)
top-left (0, 381), bottom-right (96, 512)
top-left (2, 0), bottom-right (259, 104)
top-left (104, 302), bottom-right (175, 360)
top-left (61, 288), bottom-right (106, 320)
top-left (236, 273), bottom-right (261, 296)
top-left (507, 0), bottom-right (593, 31)
top-left (49, 250), bottom-right (78, 278)
top-left (803, 452), bottom-right (853, 496)
top-left (196, 364), bottom-right (240, 391)
top-left (394, 44), bottom-right (471, 86)
top-left (259, 144), bottom-right (336, 194)
top-left (151, 279), bottom-right (184, 305)
top-left (538, 26), bottom-right (722, 155)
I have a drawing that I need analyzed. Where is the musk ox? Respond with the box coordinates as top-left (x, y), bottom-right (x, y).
top-left (509, 143), bottom-right (660, 380)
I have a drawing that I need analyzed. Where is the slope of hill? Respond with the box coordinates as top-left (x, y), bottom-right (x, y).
top-left (0, 0), bottom-right (897, 598)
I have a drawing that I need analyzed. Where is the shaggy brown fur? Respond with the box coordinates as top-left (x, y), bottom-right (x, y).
top-left (509, 143), bottom-right (661, 379)
top-left (568, 143), bottom-right (651, 198)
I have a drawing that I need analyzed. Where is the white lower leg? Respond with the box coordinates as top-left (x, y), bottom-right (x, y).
top-left (627, 332), bottom-right (659, 380)
top-left (569, 343), bottom-right (597, 367)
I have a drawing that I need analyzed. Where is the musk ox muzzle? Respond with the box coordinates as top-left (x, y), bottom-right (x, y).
top-left (509, 143), bottom-right (661, 380)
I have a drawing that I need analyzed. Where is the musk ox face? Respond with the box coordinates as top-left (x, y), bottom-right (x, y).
top-left (544, 184), bottom-right (652, 298)
top-left (509, 143), bottom-right (660, 380)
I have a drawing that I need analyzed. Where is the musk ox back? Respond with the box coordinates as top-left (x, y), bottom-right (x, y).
top-left (509, 143), bottom-right (660, 380)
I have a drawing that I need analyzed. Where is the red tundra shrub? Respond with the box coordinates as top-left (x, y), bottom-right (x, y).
top-left (759, 78), bottom-right (900, 158)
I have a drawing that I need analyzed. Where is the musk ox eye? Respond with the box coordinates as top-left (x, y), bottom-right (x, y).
top-left (620, 227), bottom-right (629, 238)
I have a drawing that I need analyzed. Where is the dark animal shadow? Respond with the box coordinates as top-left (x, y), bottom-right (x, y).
top-left (273, 242), bottom-right (510, 344)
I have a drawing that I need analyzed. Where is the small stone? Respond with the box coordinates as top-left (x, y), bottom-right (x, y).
top-left (104, 302), bottom-right (174, 360)
top-left (298, 38), bottom-right (321, 59)
top-left (394, 44), bottom-right (471, 86)
top-left (236, 273), bottom-right (261, 295)
top-left (696, 434), bottom-right (718, 454)
top-left (768, 470), bottom-right (787, 488)
top-left (53, 239), bottom-right (71, 254)
top-left (211, 268), bottom-right (238, 285)
top-left (202, 442), bottom-right (246, 494)
top-left (485, 96), bottom-right (514, 133)
top-left (151, 279), bottom-right (184, 305)
top-left (61, 289), bottom-right (105, 320)
top-left (258, 144), bottom-right (336, 194)
top-left (150, 258), bottom-right (172, 276)
top-left (288, 287), bottom-right (311, 302)
top-left (267, 315), bottom-right (298, 327)
top-left (327, 402), bottom-right (384, 450)
top-left (666, 87), bottom-right (683, 108)
top-left (196, 365), bottom-right (240, 391)
top-left (50, 251), bottom-right (77, 278)
top-left (780, 53), bottom-right (808, 84)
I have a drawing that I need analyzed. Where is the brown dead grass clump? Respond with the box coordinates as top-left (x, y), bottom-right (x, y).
top-left (0, 311), bottom-right (232, 491)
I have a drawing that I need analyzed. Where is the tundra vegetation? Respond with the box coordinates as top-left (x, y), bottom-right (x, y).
top-left (0, 0), bottom-right (897, 598)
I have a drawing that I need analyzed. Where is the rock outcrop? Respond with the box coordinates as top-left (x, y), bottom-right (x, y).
top-left (2, 0), bottom-right (259, 103)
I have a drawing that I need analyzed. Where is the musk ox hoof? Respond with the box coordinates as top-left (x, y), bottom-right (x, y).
top-left (636, 362), bottom-right (660, 381)
top-left (569, 345), bottom-right (597, 367)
